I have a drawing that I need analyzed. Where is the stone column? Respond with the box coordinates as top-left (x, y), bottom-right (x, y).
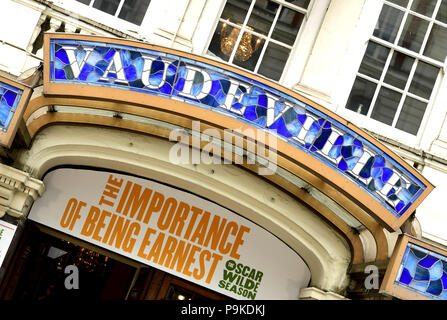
top-left (0, 163), bottom-right (44, 219)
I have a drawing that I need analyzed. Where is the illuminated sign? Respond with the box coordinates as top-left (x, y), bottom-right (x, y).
top-left (381, 235), bottom-right (447, 300)
top-left (46, 37), bottom-right (430, 226)
top-left (0, 77), bottom-right (31, 148)
top-left (0, 220), bottom-right (17, 267)
top-left (28, 168), bottom-right (311, 300)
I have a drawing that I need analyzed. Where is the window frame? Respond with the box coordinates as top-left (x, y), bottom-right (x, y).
top-left (203, 0), bottom-right (314, 84)
top-left (58, 0), bottom-right (153, 32)
top-left (335, 0), bottom-right (447, 148)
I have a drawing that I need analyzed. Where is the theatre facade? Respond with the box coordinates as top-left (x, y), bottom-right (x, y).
top-left (1, 0), bottom-right (447, 301)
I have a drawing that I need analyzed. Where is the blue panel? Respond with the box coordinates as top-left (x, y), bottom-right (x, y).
top-left (419, 255), bottom-right (439, 268)
top-left (0, 83), bottom-right (22, 132)
top-left (48, 39), bottom-right (428, 220)
top-left (399, 268), bottom-right (413, 285)
top-left (430, 260), bottom-right (443, 280)
top-left (426, 279), bottom-right (443, 296)
top-left (409, 280), bottom-right (429, 292)
top-left (395, 243), bottom-right (447, 299)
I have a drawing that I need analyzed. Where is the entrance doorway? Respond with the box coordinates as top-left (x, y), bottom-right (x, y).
top-left (0, 223), bottom-right (229, 300)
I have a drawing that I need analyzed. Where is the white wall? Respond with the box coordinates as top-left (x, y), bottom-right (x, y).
top-left (416, 166), bottom-right (447, 247)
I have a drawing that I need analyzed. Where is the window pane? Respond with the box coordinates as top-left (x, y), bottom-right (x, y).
top-left (258, 42), bottom-right (290, 81)
top-left (207, 21), bottom-right (233, 62)
top-left (286, 0), bottom-right (310, 9)
top-left (118, 0), bottom-right (151, 25)
top-left (371, 87), bottom-right (402, 125)
top-left (424, 24), bottom-right (447, 62)
top-left (271, 7), bottom-right (304, 46)
top-left (220, 0), bottom-right (251, 25)
top-left (359, 42), bottom-right (390, 80)
top-left (411, 0), bottom-right (436, 17)
top-left (436, 0), bottom-right (447, 23)
top-left (387, 0), bottom-right (409, 8)
top-left (373, 5), bottom-right (405, 43)
top-left (247, 0), bottom-right (278, 35)
top-left (398, 14), bottom-right (429, 53)
top-left (384, 51), bottom-right (414, 89)
top-left (76, 0), bottom-right (91, 4)
top-left (409, 61), bottom-right (439, 99)
top-left (92, 0), bottom-right (120, 15)
top-left (346, 77), bottom-right (377, 115)
top-left (395, 97), bottom-right (427, 134)
top-left (233, 31), bottom-right (264, 71)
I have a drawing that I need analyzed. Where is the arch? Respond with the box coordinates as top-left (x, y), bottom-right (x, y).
top-left (26, 95), bottom-right (387, 263)
top-left (19, 124), bottom-right (353, 292)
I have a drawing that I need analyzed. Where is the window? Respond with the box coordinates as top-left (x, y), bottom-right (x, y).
top-left (206, 0), bottom-right (311, 81)
top-left (345, 0), bottom-right (447, 136)
top-left (75, 0), bottom-right (151, 26)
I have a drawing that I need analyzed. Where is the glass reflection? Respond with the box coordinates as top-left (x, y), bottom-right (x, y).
top-left (92, 0), bottom-right (120, 15)
top-left (373, 5), bottom-right (405, 43)
top-left (346, 77), bottom-right (377, 115)
top-left (411, 0), bottom-right (436, 17)
top-left (233, 31), bottom-right (264, 70)
top-left (384, 51), bottom-right (414, 89)
top-left (271, 6), bottom-right (304, 45)
top-left (220, 0), bottom-right (251, 25)
top-left (387, 0), bottom-right (409, 8)
top-left (258, 42), bottom-right (290, 81)
top-left (371, 87), bottom-right (402, 125)
top-left (359, 41), bottom-right (390, 80)
top-left (396, 97), bottom-right (427, 135)
top-left (409, 61), bottom-right (439, 99)
top-left (247, 0), bottom-right (278, 35)
top-left (436, 0), bottom-right (447, 24)
top-left (398, 14), bottom-right (429, 53)
top-left (424, 24), bottom-right (447, 62)
top-left (118, 0), bottom-right (151, 25)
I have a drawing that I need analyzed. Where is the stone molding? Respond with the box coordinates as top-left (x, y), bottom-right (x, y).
top-left (299, 287), bottom-right (349, 300)
top-left (0, 163), bottom-right (44, 218)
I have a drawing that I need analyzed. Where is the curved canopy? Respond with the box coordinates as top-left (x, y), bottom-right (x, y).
top-left (26, 33), bottom-right (433, 233)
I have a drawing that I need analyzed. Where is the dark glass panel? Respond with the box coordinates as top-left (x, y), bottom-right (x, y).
top-left (346, 77), bottom-right (378, 115)
top-left (286, 0), bottom-right (310, 9)
top-left (398, 14), bottom-right (429, 53)
top-left (387, 0), bottom-right (409, 8)
top-left (233, 31), bottom-right (265, 71)
top-left (424, 24), bottom-right (447, 62)
top-left (411, 0), bottom-right (436, 17)
top-left (258, 42), bottom-right (290, 81)
top-left (359, 41), bottom-right (390, 80)
top-left (271, 6), bottom-right (304, 45)
top-left (436, 0), bottom-right (447, 23)
top-left (396, 96), bottom-right (427, 134)
top-left (373, 5), bottom-right (405, 43)
top-left (384, 51), bottom-right (414, 89)
top-left (207, 21), bottom-right (234, 62)
top-left (92, 0), bottom-right (120, 15)
top-left (118, 0), bottom-right (151, 25)
top-left (220, 0), bottom-right (251, 25)
top-left (409, 61), bottom-right (439, 99)
top-left (371, 87), bottom-right (402, 125)
top-left (247, 0), bottom-right (278, 36)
